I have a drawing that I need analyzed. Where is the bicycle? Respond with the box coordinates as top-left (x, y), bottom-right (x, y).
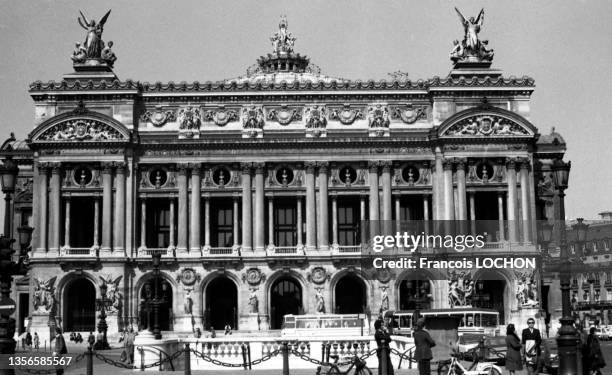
top-left (316, 354), bottom-right (372, 375)
top-left (437, 349), bottom-right (502, 375)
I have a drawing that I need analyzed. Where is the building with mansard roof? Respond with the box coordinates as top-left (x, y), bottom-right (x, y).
top-left (1, 14), bottom-right (573, 342)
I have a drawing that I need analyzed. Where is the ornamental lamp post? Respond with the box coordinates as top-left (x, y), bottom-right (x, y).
top-left (16, 226), bottom-right (33, 260)
top-left (95, 283), bottom-right (110, 350)
top-left (150, 252), bottom-right (163, 339)
top-left (538, 221), bottom-right (553, 256)
top-left (0, 158), bottom-right (18, 238)
top-left (572, 218), bottom-right (589, 257)
top-left (551, 159), bottom-right (580, 375)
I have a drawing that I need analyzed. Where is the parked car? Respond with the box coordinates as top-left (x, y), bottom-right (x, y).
top-left (457, 334), bottom-right (506, 364)
top-left (541, 338), bottom-right (558, 375)
top-left (593, 327), bottom-right (610, 341)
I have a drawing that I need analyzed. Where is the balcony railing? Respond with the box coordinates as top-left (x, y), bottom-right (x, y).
top-left (266, 246), bottom-right (303, 255)
top-left (203, 246), bottom-right (240, 256)
top-left (137, 247), bottom-right (175, 258)
top-left (335, 245), bottom-right (363, 254)
top-left (60, 246), bottom-right (97, 257)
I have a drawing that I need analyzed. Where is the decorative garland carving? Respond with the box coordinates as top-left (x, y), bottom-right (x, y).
top-left (267, 107), bottom-right (302, 125)
top-left (242, 268), bottom-right (265, 286)
top-left (391, 104), bottom-right (427, 124)
top-left (38, 119), bottom-right (125, 141)
top-left (444, 115), bottom-right (530, 136)
top-left (140, 106), bottom-right (176, 127)
top-left (203, 108), bottom-right (239, 126)
top-left (307, 267), bottom-right (329, 284)
top-left (329, 106), bottom-right (364, 125)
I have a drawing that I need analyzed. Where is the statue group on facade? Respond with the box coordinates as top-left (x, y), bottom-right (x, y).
top-left (270, 15), bottom-right (296, 55)
top-left (33, 277), bottom-right (57, 313)
top-left (100, 275), bottom-right (123, 312)
top-left (516, 273), bottom-right (539, 307)
top-left (448, 272), bottom-right (474, 307)
top-left (72, 10), bottom-right (117, 66)
top-left (450, 8), bottom-right (494, 63)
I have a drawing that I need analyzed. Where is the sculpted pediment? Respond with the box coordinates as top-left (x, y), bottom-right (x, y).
top-left (439, 107), bottom-right (536, 139)
top-left (29, 107), bottom-right (130, 144)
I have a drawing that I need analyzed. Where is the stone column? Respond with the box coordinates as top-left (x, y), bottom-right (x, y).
top-left (177, 165), bottom-right (189, 253)
top-left (204, 197), bottom-right (210, 249)
top-left (318, 162), bottom-right (329, 250)
top-left (233, 196), bottom-right (239, 247)
top-left (506, 159), bottom-right (519, 243)
top-left (139, 199), bottom-right (146, 249)
top-left (520, 159), bottom-right (532, 243)
top-left (360, 196), bottom-right (366, 246)
top-left (456, 159), bottom-right (467, 220)
top-left (443, 159), bottom-right (455, 221)
top-left (382, 161), bottom-right (393, 236)
top-left (433, 147), bottom-right (444, 220)
top-left (395, 196), bottom-right (401, 233)
top-left (268, 197), bottom-right (274, 248)
top-left (305, 162), bottom-right (317, 250)
top-left (296, 197), bottom-right (303, 248)
top-left (240, 163), bottom-right (252, 251)
top-left (368, 161), bottom-right (380, 238)
top-left (190, 164), bottom-right (201, 253)
top-left (114, 163), bottom-right (126, 253)
top-left (125, 160), bottom-right (134, 257)
top-left (331, 197), bottom-right (338, 247)
top-left (497, 192), bottom-right (505, 242)
top-left (49, 163), bottom-right (61, 253)
top-left (169, 199), bottom-right (175, 248)
top-left (423, 195), bottom-right (430, 221)
top-left (37, 164), bottom-right (49, 252)
top-left (469, 192), bottom-right (476, 235)
top-left (64, 198), bottom-right (71, 248)
top-left (100, 163), bottom-right (113, 254)
top-left (254, 163), bottom-right (265, 252)
top-left (94, 198), bottom-right (100, 249)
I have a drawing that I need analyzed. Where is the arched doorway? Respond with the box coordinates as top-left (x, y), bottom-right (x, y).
top-left (270, 277), bottom-right (302, 329)
top-left (64, 278), bottom-right (96, 332)
top-left (334, 274), bottom-right (366, 314)
top-left (205, 278), bottom-right (238, 330)
top-left (399, 279), bottom-right (432, 310)
top-left (472, 279), bottom-right (506, 324)
top-left (139, 278), bottom-right (173, 331)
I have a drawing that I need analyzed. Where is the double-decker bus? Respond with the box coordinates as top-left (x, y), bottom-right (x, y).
top-left (384, 308), bottom-right (500, 337)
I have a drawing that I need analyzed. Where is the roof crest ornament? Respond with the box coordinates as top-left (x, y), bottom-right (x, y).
top-left (71, 10), bottom-right (117, 70)
top-left (270, 15), bottom-right (296, 55)
top-left (450, 8), bottom-right (494, 66)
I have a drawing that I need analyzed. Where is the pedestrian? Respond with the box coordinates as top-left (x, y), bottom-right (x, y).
top-left (587, 327), bottom-right (606, 375)
top-left (521, 318), bottom-right (542, 375)
top-left (53, 328), bottom-right (67, 375)
top-left (505, 324), bottom-right (522, 375)
top-left (25, 331), bottom-right (32, 350)
top-left (210, 326), bottom-right (216, 338)
top-left (194, 327), bottom-right (202, 338)
top-left (224, 323), bottom-right (232, 335)
top-left (413, 318), bottom-right (435, 375)
top-left (577, 322), bottom-right (589, 375)
top-left (87, 331), bottom-right (95, 348)
top-left (374, 319), bottom-right (394, 375)
top-left (33, 332), bottom-right (40, 351)
top-left (76, 332), bottom-right (83, 344)
top-left (124, 327), bottom-right (136, 365)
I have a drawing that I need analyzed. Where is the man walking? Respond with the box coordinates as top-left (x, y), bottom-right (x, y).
top-left (521, 318), bottom-right (542, 375)
top-left (53, 328), bottom-right (67, 375)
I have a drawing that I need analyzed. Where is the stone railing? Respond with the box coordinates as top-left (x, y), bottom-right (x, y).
top-left (60, 246), bottom-right (97, 257)
top-left (137, 247), bottom-right (175, 258)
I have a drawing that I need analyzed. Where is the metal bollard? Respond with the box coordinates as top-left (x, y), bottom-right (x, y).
top-left (139, 347), bottom-right (145, 371)
top-left (282, 342), bottom-right (289, 375)
top-left (86, 345), bottom-right (94, 375)
top-left (409, 349), bottom-right (413, 369)
top-left (241, 344), bottom-right (247, 370)
top-left (321, 343), bottom-right (325, 363)
top-left (184, 343), bottom-right (191, 375)
top-left (247, 343), bottom-right (251, 370)
top-left (379, 339), bottom-right (389, 375)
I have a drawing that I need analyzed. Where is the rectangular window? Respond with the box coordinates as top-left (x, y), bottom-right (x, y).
top-left (69, 197), bottom-right (95, 247)
top-left (338, 198), bottom-right (360, 246)
top-left (211, 199), bottom-right (233, 247)
top-left (146, 199), bottom-right (171, 248)
top-left (274, 199), bottom-right (296, 246)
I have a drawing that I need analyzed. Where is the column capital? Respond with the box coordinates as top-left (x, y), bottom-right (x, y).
top-left (304, 161), bottom-right (317, 173)
top-left (367, 161), bottom-right (380, 172)
top-left (442, 158), bottom-right (454, 171)
top-left (37, 161), bottom-right (52, 173)
top-left (177, 163), bottom-right (190, 175)
top-left (316, 161), bottom-right (329, 173)
top-left (101, 162), bottom-right (113, 174)
top-left (506, 157), bottom-right (519, 170)
top-left (50, 162), bottom-right (62, 174)
top-left (113, 161), bottom-right (127, 174)
top-left (188, 163), bottom-right (202, 174)
top-left (454, 158), bottom-right (467, 170)
top-left (380, 160), bottom-right (392, 173)
top-left (240, 162), bottom-right (253, 174)
top-left (518, 158), bottom-right (531, 170)
top-left (253, 162), bottom-right (266, 174)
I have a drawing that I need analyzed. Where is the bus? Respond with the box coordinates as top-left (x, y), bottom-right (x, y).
top-left (384, 308), bottom-right (500, 337)
top-left (280, 314), bottom-right (366, 337)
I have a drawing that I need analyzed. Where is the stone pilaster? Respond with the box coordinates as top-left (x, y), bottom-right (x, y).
top-left (455, 159), bottom-right (467, 220)
top-left (268, 197), bottom-right (274, 248)
top-left (190, 163), bottom-right (201, 254)
top-left (48, 163), bottom-right (62, 254)
top-left (443, 159), bottom-right (455, 221)
top-left (254, 162), bottom-right (265, 252)
top-left (381, 161), bottom-right (393, 236)
top-left (296, 197), bottom-right (303, 248)
top-left (63, 198), bottom-right (71, 248)
top-left (497, 192), bottom-right (505, 242)
top-left (139, 199), bottom-right (146, 249)
top-left (519, 159), bottom-right (532, 243)
top-left (368, 161), bottom-right (380, 238)
top-left (317, 162), bottom-right (329, 250)
top-left (100, 162), bottom-right (113, 255)
top-left (177, 164), bottom-right (189, 254)
top-left (305, 162), bottom-right (317, 251)
top-left (506, 158), bottom-right (519, 243)
top-left (233, 196), bottom-right (239, 248)
top-left (433, 147), bottom-right (444, 220)
top-left (113, 162), bottom-right (127, 254)
top-left (331, 196), bottom-right (338, 247)
top-left (241, 163), bottom-right (253, 251)
top-left (37, 163), bottom-right (49, 252)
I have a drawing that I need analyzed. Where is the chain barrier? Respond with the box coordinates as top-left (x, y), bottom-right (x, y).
top-left (249, 349), bottom-right (281, 366)
top-left (94, 352), bottom-right (137, 369)
top-left (290, 348), bottom-right (377, 368)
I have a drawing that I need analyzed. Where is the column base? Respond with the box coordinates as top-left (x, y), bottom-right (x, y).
top-left (188, 247), bottom-right (202, 257)
top-left (175, 247), bottom-right (189, 257)
top-left (99, 246), bottom-right (112, 257)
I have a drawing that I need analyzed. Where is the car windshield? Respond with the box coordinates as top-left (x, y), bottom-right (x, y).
top-left (485, 337), bottom-right (506, 346)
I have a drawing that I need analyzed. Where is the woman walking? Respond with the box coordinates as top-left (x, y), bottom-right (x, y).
top-left (587, 327), bottom-right (606, 375)
top-left (505, 324), bottom-right (522, 375)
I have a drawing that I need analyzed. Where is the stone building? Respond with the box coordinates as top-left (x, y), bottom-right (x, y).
top-left (0, 13), bottom-right (571, 342)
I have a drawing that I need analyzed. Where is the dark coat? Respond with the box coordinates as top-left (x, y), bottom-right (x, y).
top-left (54, 334), bottom-right (67, 355)
top-left (374, 329), bottom-right (394, 375)
top-left (587, 334), bottom-right (607, 371)
top-left (413, 328), bottom-right (435, 361)
top-left (521, 328), bottom-right (542, 356)
top-left (505, 334), bottom-right (523, 371)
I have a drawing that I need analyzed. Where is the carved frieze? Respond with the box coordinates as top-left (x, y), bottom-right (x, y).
top-left (444, 115), bottom-right (530, 137)
top-left (242, 106), bottom-right (265, 129)
top-left (391, 104), bottom-right (427, 124)
top-left (367, 104), bottom-right (390, 128)
top-left (177, 106), bottom-right (202, 138)
top-left (304, 106), bottom-right (327, 128)
top-left (267, 106), bottom-right (302, 125)
top-left (203, 107), bottom-right (239, 126)
top-left (140, 106), bottom-right (176, 127)
top-left (38, 119), bottom-right (125, 141)
top-left (329, 105), bottom-right (365, 125)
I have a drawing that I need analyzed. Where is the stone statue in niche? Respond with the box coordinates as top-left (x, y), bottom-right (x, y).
top-left (33, 276), bottom-right (57, 313)
top-left (184, 289), bottom-right (193, 315)
top-left (315, 288), bottom-right (326, 314)
top-left (248, 288), bottom-right (259, 314)
top-left (380, 287), bottom-right (389, 312)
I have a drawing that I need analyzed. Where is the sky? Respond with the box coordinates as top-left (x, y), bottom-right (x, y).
top-left (0, 0), bottom-right (610, 220)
